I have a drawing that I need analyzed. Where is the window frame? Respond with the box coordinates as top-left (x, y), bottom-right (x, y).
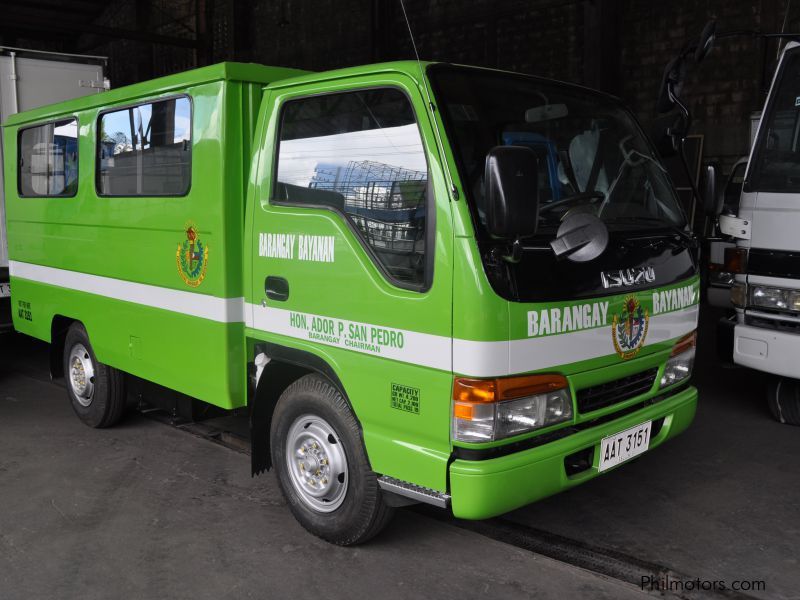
top-left (17, 116), bottom-right (80, 198)
top-left (745, 46), bottom-right (800, 193)
top-left (426, 62), bottom-right (688, 241)
top-left (269, 84), bottom-right (436, 293)
top-left (95, 93), bottom-right (193, 198)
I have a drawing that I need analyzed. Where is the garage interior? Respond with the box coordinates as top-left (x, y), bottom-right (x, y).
top-left (1, 2), bottom-right (797, 599)
top-left (1, 1), bottom-right (791, 173)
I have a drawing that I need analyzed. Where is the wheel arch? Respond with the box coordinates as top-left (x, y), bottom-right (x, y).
top-left (250, 342), bottom-right (353, 476)
top-left (50, 314), bottom-right (78, 379)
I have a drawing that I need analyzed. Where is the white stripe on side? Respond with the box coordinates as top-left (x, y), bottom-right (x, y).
top-left (9, 260), bottom-right (245, 323)
top-left (12, 260), bottom-right (699, 377)
top-left (245, 303), bottom-right (453, 372)
top-left (246, 302), bottom-right (699, 378)
top-left (455, 304), bottom-right (699, 377)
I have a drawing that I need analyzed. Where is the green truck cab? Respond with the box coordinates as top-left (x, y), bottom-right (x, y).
top-left (2, 61), bottom-right (699, 544)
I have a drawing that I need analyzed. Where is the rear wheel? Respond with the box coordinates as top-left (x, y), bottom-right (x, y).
top-left (270, 374), bottom-right (394, 545)
top-left (767, 377), bottom-right (800, 426)
top-left (63, 323), bottom-right (126, 428)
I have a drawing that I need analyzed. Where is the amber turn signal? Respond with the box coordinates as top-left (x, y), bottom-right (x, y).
top-left (670, 331), bottom-right (697, 357)
top-left (452, 373), bottom-right (572, 442)
top-left (723, 247), bottom-right (748, 274)
top-left (453, 373), bottom-right (568, 405)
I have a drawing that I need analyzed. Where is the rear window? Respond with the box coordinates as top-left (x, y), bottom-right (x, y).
top-left (97, 96), bottom-right (191, 196)
top-left (18, 118), bottom-right (79, 197)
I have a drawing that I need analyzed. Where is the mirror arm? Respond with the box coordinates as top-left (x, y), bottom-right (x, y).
top-left (490, 238), bottom-right (524, 264)
top-left (666, 81), bottom-right (704, 224)
top-left (667, 81), bottom-right (691, 133)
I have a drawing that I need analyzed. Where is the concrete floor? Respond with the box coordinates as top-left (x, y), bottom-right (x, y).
top-left (503, 307), bottom-right (800, 600)
top-left (0, 335), bottom-right (651, 600)
top-left (0, 307), bottom-right (797, 599)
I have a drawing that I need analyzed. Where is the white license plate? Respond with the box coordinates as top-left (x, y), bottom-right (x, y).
top-left (0, 283), bottom-right (9, 298)
top-left (598, 421), bottom-right (652, 472)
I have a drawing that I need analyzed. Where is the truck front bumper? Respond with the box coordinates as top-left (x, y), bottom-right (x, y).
top-left (733, 322), bottom-right (800, 378)
top-left (448, 386), bottom-right (697, 519)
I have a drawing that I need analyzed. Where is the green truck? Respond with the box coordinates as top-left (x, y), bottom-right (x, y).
top-left (3, 60), bottom-right (699, 544)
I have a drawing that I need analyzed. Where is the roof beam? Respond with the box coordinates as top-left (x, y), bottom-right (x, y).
top-left (0, 15), bottom-right (203, 49)
top-left (4, 0), bottom-right (106, 16)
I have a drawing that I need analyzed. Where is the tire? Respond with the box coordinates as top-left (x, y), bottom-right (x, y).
top-left (270, 374), bottom-right (394, 545)
top-left (63, 322), bottom-right (126, 428)
top-left (767, 377), bottom-right (800, 426)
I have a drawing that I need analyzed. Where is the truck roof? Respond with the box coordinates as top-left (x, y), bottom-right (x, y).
top-left (3, 59), bottom-right (620, 129)
top-left (262, 60), bottom-right (620, 103)
top-left (2, 61), bottom-right (309, 127)
top-left (262, 60), bottom-right (431, 90)
top-left (1, 60), bottom-right (435, 128)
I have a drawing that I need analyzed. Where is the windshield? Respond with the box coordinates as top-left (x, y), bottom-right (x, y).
top-left (428, 65), bottom-right (687, 236)
top-left (747, 47), bottom-right (800, 193)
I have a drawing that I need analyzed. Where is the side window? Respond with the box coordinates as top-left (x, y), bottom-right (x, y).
top-left (274, 88), bottom-right (430, 287)
top-left (18, 118), bottom-right (79, 197)
top-left (97, 96), bottom-right (191, 196)
top-left (749, 49), bottom-right (800, 192)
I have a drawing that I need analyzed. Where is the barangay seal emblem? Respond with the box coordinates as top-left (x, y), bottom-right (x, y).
top-left (612, 295), bottom-right (649, 360)
top-left (176, 224), bottom-right (208, 287)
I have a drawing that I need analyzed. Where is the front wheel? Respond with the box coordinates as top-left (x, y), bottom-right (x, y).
top-left (767, 377), bottom-right (800, 426)
top-left (270, 374), bottom-right (394, 545)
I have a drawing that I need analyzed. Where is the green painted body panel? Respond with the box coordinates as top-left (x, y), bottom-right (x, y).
top-left (450, 386), bottom-right (697, 519)
top-left (246, 70), bottom-right (456, 491)
top-left (4, 60), bottom-right (699, 514)
top-left (4, 64), bottom-right (302, 409)
top-left (2, 62), bottom-right (309, 128)
top-left (12, 278), bottom-right (243, 405)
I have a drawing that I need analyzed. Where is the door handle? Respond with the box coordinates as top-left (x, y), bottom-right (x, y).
top-left (265, 276), bottom-right (289, 302)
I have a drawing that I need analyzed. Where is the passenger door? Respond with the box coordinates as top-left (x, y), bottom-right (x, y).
top-left (248, 74), bottom-right (454, 490)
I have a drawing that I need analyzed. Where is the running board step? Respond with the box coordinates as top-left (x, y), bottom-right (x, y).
top-left (377, 476), bottom-right (450, 509)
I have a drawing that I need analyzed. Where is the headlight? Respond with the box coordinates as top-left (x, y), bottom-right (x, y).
top-left (751, 286), bottom-right (789, 310)
top-left (750, 285), bottom-right (800, 312)
top-left (453, 374), bottom-right (572, 442)
top-left (710, 270), bottom-right (735, 286)
top-left (791, 291), bottom-right (800, 312)
top-left (660, 331), bottom-right (696, 388)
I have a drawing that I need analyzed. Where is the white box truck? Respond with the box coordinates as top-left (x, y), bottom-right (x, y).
top-left (660, 20), bottom-right (800, 424)
top-left (718, 41), bottom-right (800, 424)
top-left (0, 47), bottom-right (108, 331)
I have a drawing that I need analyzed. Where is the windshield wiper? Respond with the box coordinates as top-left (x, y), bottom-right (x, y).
top-left (605, 216), bottom-right (696, 245)
top-left (539, 191), bottom-right (605, 213)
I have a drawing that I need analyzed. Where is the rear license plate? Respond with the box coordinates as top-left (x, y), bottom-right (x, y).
top-left (598, 421), bottom-right (652, 472)
top-left (0, 283), bottom-right (9, 298)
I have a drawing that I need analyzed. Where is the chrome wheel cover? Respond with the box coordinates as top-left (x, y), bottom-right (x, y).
top-left (285, 414), bottom-right (348, 513)
top-left (68, 343), bottom-right (95, 407)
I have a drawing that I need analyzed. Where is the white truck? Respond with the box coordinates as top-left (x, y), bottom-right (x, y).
top-left (658, 22), bottom-right (800, 424)
top-left (0, 47), bottom-right (107, 331)
top-left (718, 40), bottom-right (800, 424)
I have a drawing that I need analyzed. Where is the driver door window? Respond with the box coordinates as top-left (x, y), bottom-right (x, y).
top-left (273, 88), bottom-right (430, 288)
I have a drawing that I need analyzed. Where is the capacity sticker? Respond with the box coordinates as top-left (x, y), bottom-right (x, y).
top-left (391, 383), bottom-right (420, 414)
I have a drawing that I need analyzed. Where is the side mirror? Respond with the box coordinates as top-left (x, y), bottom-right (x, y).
top-left (483, 146), bottom-right (540, 239)
top-left (702, 163), bottom-right (722, 216)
